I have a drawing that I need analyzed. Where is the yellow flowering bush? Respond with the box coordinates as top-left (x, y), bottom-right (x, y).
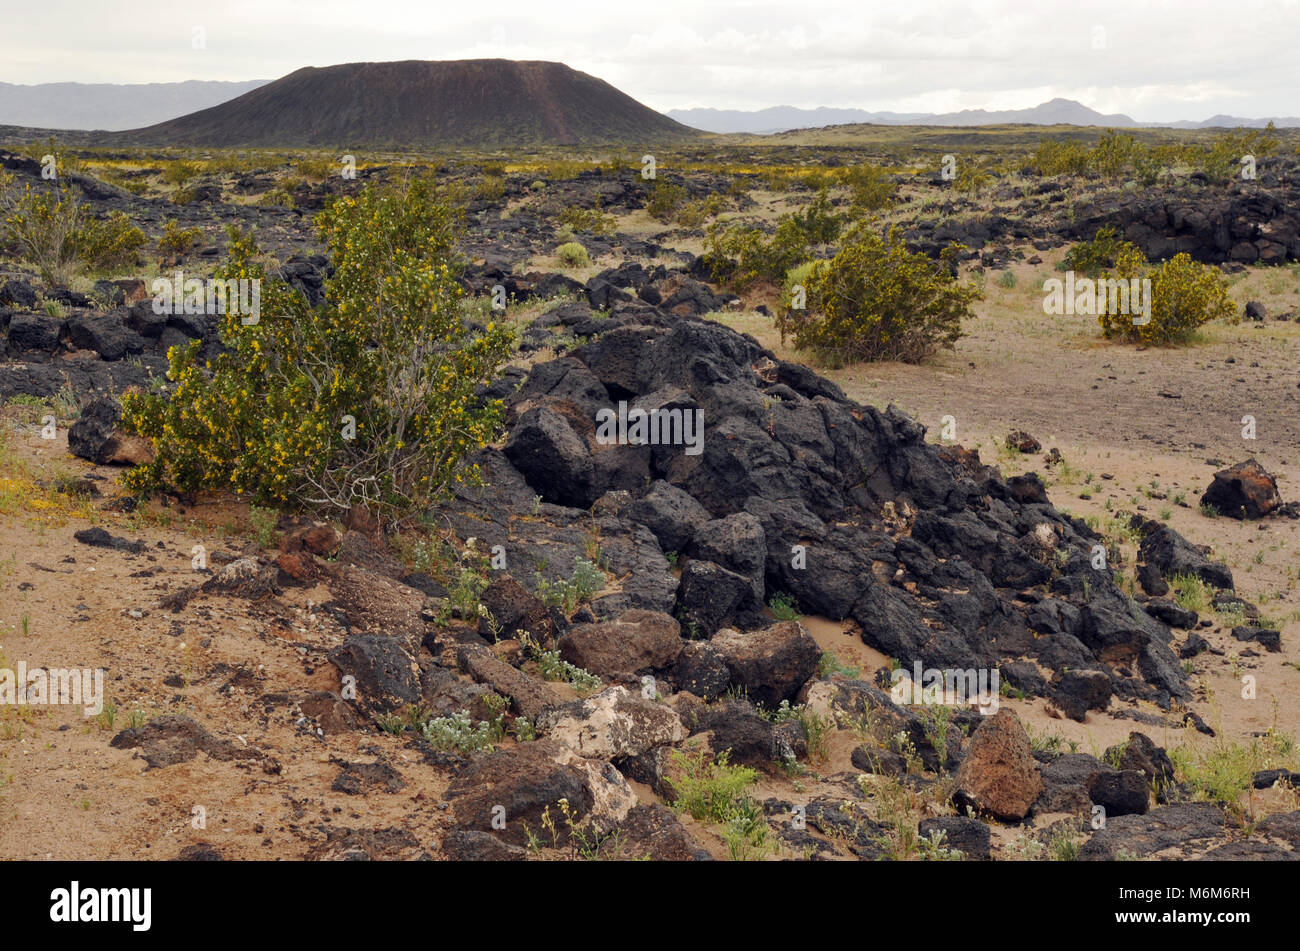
top-left (119, 177), bottom-right (515, 521)
top-left (0, 175), bottom-right (82, 285)
top-left (1096, 247), bottom-right (1238, 344)
top-left (777, 224), bottom-right (978, 366)
top-left (77, 210), bottom-right (146, 272)
top-left (1, 174), bottom-right (146, 280)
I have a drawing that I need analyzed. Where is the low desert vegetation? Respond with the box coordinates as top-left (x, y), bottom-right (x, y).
top-left (0, 174), bottom-right (145, 283)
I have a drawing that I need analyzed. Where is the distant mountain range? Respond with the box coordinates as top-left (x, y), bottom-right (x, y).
top-left (2, 70), bottom-right (1297, 144)
top-left (668, 98), bottom-right (1300, 133)
top-left (0, 80), bottom-right (269, 131)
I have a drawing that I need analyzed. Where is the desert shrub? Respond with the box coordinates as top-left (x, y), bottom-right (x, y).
top-left (93, 164), bottom-right (150, 196)
top-left (555, 241), bottom-right (590, 267)
top-left (474, 175), bottom-right (506, 200)
top-left (953, 159), bottom-right (993, 196)
top-left (843, 164), bottom-right (895, 212)
top-left (77, 210), bottom-right (146, 272)
top-left (1029, 139), bottom-right (1090, 176)
top-left (646, 181), bottom-right (687, 221)
top-left (160, 160), bottom-right (202, 187)
top-left (1063, 226), bottom-right (1141, 277)
top-left (1089, 130), bottom-right (1139, 178)
top-left (558, 205), bottom-right (616, 236)
top-left (1199, 123), bottom-right (1278, 184)
top-left (157, 218), bottom-right (204, 259)
top-left (118, 178), bottom-right (514, 520)
top-left (776, 224), bottom-right (979, 365)
top-left (675, 193), bottom-right (725, 228)
top-left (0, 176), bottom-right (84, 285)
top-left (726, 176), bottom-right (750, 200)
top-left (789, 187), bottom-right (841, 244)
top-left (705, 190), bottom-right (843, 291)
top-left (1097, 247), bottom-right (1238, 344)
top-left (706, 220), bottom-right (807, 290)
top-left (294, 155), bottom-right (336, 181)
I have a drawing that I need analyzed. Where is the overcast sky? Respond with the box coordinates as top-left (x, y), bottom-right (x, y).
top-left (2, 0), bottom-right (1297, 120)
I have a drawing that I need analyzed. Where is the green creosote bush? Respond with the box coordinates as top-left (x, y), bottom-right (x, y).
top-left (705, 190), bottom-right (841, 292)
top-left (645, 181), bottom-right (687, 221)
top-left (0, 174), bottom-right (146, 282)
top-left (118, 177), bottom-right (515, 522)
top-left (1063, 226), bottom-right (1140, 277)
top-left (1199, 124), bottom-right (1278, 184)
top-left (843, 164), bottom-right (895, 213)
top-left (160, 160), bottom-right (202, 187)
top-left (776, 224), bottom-right (979, 366)
top-left (675, 194), bottom-right (725, 228)
top-left (1028, 138), bottom-right (1091, 177)
top-left (1088, 130), bottom-right (1139, 178)
top-left (0, 175), bottom-right (82, 285)
top-left (557, 205), bottom-right (616, 237)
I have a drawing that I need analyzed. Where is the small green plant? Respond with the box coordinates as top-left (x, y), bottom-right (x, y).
top-left (376, 712), bottom-right (406, 734)
top-left (95, 701), bottom-right (117, 732)
top-left (920, 704), bottom-right (953, 771)
top-left (1047, 826), bottom-right (1082, 861)
top-left (1168, 573), bottom-right (1212, 613)
top-left (555, 241), bottom-right (590, 268)
top-left (918, 828), bottom-right (965, 861)
top-left (247, 505), bottom-right (279, 548)
top-left (720, 800), bottom-right (774, 861)
top-left (666, 748), bottom-right (759, 823)
top-left (816, 650), bottom-right (861, 679)
top-left (420, 710), bottom-right (496, 753)
top-left (519, 632), bottom-right (602, 695)
top-left (557, 205), bottom-right (616, 237)
top-left (768, 591), bottom-right (800, 621)
top-left (996, 270), bottom-right (1017, 288)
top-left (534, 557), bottom-right (606, 613)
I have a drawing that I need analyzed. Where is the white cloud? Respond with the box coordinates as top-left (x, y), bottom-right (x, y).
top-left (0, 0), bottom-right (1295, 120)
